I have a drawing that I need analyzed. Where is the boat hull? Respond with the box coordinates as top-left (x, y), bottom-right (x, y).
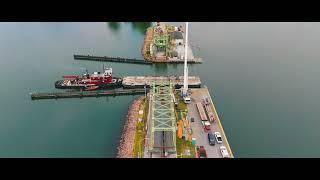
top-left (55, 77), bottom-right (123, 90)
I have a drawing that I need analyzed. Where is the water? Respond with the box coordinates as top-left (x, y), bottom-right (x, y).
top-left (0, 22), bottom-right (319, 157)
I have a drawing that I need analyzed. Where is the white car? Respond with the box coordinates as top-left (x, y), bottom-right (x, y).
top-left (220, 146), bottom-right (230, 158)
top-left (214, 132), bottom-right (222, 143)
top-left (183, 96), bottom-right (191, 104)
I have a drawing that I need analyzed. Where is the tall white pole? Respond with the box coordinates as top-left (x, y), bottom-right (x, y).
top-left (183, 22), bottom-right (189, 96)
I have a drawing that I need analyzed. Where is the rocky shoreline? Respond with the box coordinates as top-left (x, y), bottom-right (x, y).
top-left (117, 96), bottom-right (145, 158)
top-left (141, 27), bottom-right (153, 61)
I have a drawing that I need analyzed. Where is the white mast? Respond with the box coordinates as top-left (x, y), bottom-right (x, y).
top-left (183, 22), bottom-right (189, 96)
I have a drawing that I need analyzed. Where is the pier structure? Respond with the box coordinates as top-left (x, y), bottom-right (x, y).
top-left (73, 55), bottom-right (152, 64)
top-left (30, 88), bottom-right (146, 100)
top-left (145, 81), bottom-right (177, 158)
top-left (30, 76), bottom-right (201, 100)
top-left (73, 54), bottom-right (201, 64)
top-left (187, 87), bottom-right (234, 158)
top-left (122, 76), bottom-right (201, 89)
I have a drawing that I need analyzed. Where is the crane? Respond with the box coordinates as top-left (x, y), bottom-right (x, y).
top-left (182, 22), bottom-right (191, 104)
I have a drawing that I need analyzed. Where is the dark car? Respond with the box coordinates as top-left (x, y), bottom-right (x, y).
top-left (208, 132), bottom-right (215, 146)
top-left (191, 117), bottom-right (194, 122)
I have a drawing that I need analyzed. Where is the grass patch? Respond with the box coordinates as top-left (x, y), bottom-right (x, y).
top-left (132, 98), bottom-right (149, 158)
top-left (174, 92), bottom-right (195, 158)
top-left (133, 122), bottom-right (145, 158)
top-left (177, 100), bottom-right (187, 112)
top-left (174, 93), bottom-right (188, 112)
top-left (174, 92), bottom-right (188, 121)
top-left (176, 138), bottom-right (196, 158)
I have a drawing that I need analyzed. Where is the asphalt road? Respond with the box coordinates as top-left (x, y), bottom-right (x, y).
top-left (188, 88), bottom-right (231, 158)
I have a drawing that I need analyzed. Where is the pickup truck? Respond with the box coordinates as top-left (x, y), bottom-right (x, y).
top-left (196, 146), bottom-right (207, 158)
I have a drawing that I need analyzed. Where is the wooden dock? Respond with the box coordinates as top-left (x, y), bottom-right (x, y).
top-left (74, 55), bottom-right (152, 65)
top-left (122, 76), bottom-right (201, 89)
top-left (31, 89), bottom-right (147, 100)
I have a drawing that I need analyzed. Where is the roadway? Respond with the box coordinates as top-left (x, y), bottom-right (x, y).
top-left (187, 88), bottom-right (233, 158)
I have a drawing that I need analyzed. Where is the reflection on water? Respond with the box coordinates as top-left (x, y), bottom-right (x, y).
top-left (107, 22), bottom-right (121, 33)
top-left (153, 64), bottom-right (168, 75)
top-left (107, 22), bottom-right (152, 35)
top-left (130, 22), bottom-right (152, 35)
top-left (2, 22), bottom-right (320, 157)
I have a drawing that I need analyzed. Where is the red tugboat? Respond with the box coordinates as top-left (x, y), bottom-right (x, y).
top-left (55, 67), bottom-right (122, 90)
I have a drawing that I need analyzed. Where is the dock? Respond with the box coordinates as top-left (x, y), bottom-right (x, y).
top-left (31, 88), bottom-right (147, 100)
top-left (30, 76), bottom-right (201, 100)
top-left (74, 54), bottom-right (201, 64)
top-left (187, 87), bottom-right (234, 158)
top-left (74, 55), bottom-right (152, 65)
top-left (122, 76), bottom-right (201, 89)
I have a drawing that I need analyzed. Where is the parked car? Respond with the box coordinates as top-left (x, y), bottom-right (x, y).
top-left (220, 146), bottom-right (230, 158)
top-left (191, 117), bottom-right (194, 122)
top-left (202, 121), bottom-right (211, 130)
top-left (196, 146), bottom-right (207, 158)
top-left (205, 97), bottom-right (210, 105)
top-left (214, 132), bottom-right (223, 144)
top-left (208, 132), bottom-right (215, 146)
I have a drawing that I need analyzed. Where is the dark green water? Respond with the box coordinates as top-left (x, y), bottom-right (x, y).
top-left (0, 22), bottom-right (319, 157)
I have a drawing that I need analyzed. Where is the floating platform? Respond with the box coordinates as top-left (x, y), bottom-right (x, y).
top-left (122, 76), bottom-right (201, 89)
top-left (74, 54), bottom-right (201, 64)
top-left (74, 55), bottom-right (152, 65)
top-left (31, 89), bottom-right (147, 100)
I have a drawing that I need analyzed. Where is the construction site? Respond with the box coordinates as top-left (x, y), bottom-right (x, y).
top-left (132, 82), bottom-right (233, 158)
top-left (141, 22), bottom-right (202, 63)
top-left (29, 22), bottom-right (232, 158)
top-left (127, 22), bottom-right (233, 158)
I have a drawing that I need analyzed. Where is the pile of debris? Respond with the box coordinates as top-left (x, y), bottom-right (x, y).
top-left (117, 96), bottom-right (145, 158)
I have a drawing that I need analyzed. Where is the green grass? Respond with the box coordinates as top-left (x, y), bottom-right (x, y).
top-left (174, 93), bottom-right (195, 158)
top-left (133, 122), bottom-right (145, 158)
top-left (177, 100), bottom-right (188, 112)
top-left (176, 138), bottom-right (196, 158)
top-left (174, 93), bottom-right (188, 111)
top-left (174, 93), bottom-right (188, 121)
top-left (132, 98), bottom-right (149, 158)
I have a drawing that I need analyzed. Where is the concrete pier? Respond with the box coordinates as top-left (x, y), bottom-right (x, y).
top-left (187, 87), bottom-right (233, 158)
top-left (122, 76), bottom-right (201, 89)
